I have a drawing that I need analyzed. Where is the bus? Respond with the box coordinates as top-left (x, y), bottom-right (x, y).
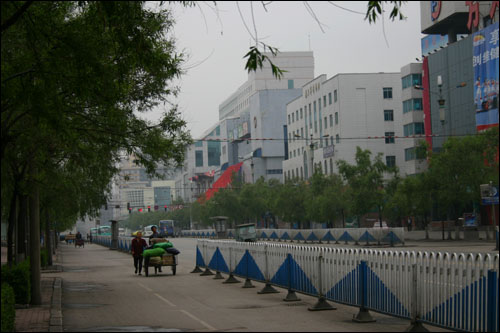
top-left (159, 220), bottom-right (175, 237)
top-left (90, 227), bottom-right (98, 237)
top-left (97, 226), bottom-right (111, 236)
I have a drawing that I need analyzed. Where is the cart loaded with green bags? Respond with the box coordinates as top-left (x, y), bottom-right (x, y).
top-left (142, 238), bottom-right (180, 277)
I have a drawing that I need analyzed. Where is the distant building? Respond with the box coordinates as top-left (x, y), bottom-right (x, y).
top-left (283, 73), bottom-right (404, 180)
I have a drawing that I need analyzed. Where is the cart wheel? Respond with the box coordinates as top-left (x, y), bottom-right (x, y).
top-left (172, 265), bottom-right (176, 276)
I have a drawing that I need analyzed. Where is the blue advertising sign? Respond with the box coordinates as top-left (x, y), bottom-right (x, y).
top-left (482, 185), bottom-right (499, 205)
top-left (473, 22), bottom-right (499, 132)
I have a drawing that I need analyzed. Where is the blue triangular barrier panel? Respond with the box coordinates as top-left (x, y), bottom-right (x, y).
top-left (422, 276), bottom-right (490, 331)
top-left (381, 231), bottom-right (401, 244)
top-left (260, 231), bottom-right (268, 239)
top-left (234, 251), bottom-right (265, 281)
top-left (307, 232), bottom-right (319, 241)
top-left (227, 231), bottom-right (234, 238)
top-left (322, 231), bottom-right (335, 241)
top-left (365, 265), bottom-right (409, 318)
top-left (196, 246), bottom-right (206, 267)
top-left (359, 231), bottom-right (377, 242)
top-left (339, 231), bottom-right (354, 242)
top-left (269, 231), bottom-right (279, 239)
top-left (281, 232), bottom-right (290, 240)
top-left (211, 232), bottom-right (216, 237)
top-left (270, 255), bottom-right (318, 295)
top-left (294, 232), bottom-right (305, 241)
top-left (326, 264), bottom-right (360, 305)
top-left (208, 248), bottom-right (229, 273)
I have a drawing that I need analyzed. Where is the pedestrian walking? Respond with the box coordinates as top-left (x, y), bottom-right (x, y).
top-left (131, 231), bottom-right (147, 275)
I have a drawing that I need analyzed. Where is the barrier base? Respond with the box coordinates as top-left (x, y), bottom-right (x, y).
top-left (190, 266), bottom-right (203, 273)
top-left (200, 268), bottom-right (214, 276)
top-left (308, 296), bottom-right (336, 311)
top-left (242, 278), bottom-right (255, 288)
top-left (283, 289), bottom-right (301, 302)
top-left (213, 271), bottom-right (224, 279)
top-left (257, 283), bottom-right (279, 294)
top-left (352, 307), bottom-right (376, 323)
top-left (405, 321), bottom-right (429, 332)
top-left (223, 274), bottom-right (240, 284)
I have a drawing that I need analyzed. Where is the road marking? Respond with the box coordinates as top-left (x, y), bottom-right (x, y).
top-left (180, 309), bottom-right (216, 331)
top-left (154, 293), bottom-right (176, 307)
top-left (137, 283), bottom-right (152, 292)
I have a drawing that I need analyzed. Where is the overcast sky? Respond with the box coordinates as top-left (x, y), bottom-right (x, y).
top-left (145, 1), bottom-right (424, 139)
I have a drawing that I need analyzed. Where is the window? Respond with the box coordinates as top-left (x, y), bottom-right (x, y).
top-left (404, 123), bottom-right (425, 136)
top-left (195, 150), bottom-right (203, 167)
top-left (328, 92), bottom-right (332, 105)
top-left (207, 141), bottom-right (221, 166)
top-left (329, 114), bottom-right (333, 127)
top-left (324, 117), bottom-right (327, 129)
top-left (215, 126), bottom-right (220, 136)
top-left (330, 137), bottom-right (334, 146)
top-left (384, 109), bottom-right (394, 121)
top-left (292, 113), bottom-right (294, 123)
top-left (330, 158), bottom-right (334, 174)
top-left (300, 108), bottom-right (303, 119)
top-left (334, 90), bottom-right (338, 102)
top-left (301, 127), bottom-right (304, 138)
top-left (318, 98), bottom-right (321, 111)
top-left (324, 160), bottom-right (328, 174)
top-left (323, 95), bottom-right (327, 107)
top-left (266, 169), bottom-right (283, 175)
top-left (296, 110), bottom-right (299, 121)
top-left (383, 87), bottom-right (393, 99)
top-left (386, 156), bottom-right (396, 168)
top-left (402, 74), bottom-right (422, 89)
top-left (336, 134), bottom-right (340, 144)
top-left (288, 115), bottom-right (291, 124)
top-left (405, 148), bottom-right (415, 161)
top-left (385, 132), bottom-right (395, 144)
top-left (288, 80), bottom-right (294, 89)
top-left (335, 112), bottom-right (339, 125)
top-left (403, 98), bottom-right (423, 113)
top-left (195, 141), bottom-right (203, 147)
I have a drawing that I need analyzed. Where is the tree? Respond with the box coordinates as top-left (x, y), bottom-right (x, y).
top-left (427, 128), bottom-right (499, 222)
top-left (337, 147), bottom-right (397, 227)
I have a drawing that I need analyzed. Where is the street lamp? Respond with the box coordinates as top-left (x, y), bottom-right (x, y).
top-left (295, 133), bottom-right (329, 177)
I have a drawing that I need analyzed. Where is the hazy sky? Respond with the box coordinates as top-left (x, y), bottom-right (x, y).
top-left (145, 1), bottom-right (424, 139)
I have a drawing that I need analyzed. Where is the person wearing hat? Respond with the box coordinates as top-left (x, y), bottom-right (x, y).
top-left (131, 231), bottom-right (147, 275)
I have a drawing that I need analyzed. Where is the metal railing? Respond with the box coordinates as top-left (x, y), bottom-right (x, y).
top-left (195, 239), bottom-right (499, 332)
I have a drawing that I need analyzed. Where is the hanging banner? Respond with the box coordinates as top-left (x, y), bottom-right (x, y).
top-left (473, 22), bottom-right (499, 132)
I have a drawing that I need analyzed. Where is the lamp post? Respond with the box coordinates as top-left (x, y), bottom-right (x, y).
top-left (294, 133), bottom-right (329, 179)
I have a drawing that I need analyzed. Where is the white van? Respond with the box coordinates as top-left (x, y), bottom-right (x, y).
top-left (143, 225), bottom-right (158, 237)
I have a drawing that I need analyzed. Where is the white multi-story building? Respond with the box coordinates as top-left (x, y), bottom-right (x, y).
top-left (283, 72), bottom-right (405, 180)
top-left (175, 51), bottom-right (315, 200)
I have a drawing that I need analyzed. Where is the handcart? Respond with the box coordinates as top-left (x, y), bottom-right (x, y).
top-left (143, 238), bottom-right (178, 277)
top-left (75, 238), bottom-right (85, 248)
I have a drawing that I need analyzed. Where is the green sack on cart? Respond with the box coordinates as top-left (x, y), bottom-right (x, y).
top-left (153, 242), bottom-right (173, 250)
top-left (143, 247), bottom-right (166, 258)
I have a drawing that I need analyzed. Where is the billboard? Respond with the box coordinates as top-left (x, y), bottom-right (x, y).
top-left (473, 22), bottom-right (499, 132)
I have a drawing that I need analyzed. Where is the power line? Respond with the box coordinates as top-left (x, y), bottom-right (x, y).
top-left (194, 133), bottom-right (486, 142)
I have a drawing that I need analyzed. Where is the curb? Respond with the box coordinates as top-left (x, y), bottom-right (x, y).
top-left (49, 277), bottom-right (63, 332)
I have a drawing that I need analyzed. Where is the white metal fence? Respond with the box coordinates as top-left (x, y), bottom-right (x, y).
top-left (195, 239), bottom-right (499, 332)
top-left (182, 227), bottom-right (405, 245)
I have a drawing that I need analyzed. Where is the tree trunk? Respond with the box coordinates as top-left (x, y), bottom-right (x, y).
top-left (53, 229), bottom-right (58, 251)
top-left (7, 186), bottom-right (18, 267)
top-left (17, 194), bottom-right (28, 263)
top-left (45, 209), bottom-right (52, 266)
top-left (424, 212), bottom-right (429, 240)
top-left (29, 163), bottom-right (42, 305)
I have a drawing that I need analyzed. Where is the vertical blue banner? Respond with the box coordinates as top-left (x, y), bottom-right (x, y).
top-left (473, 22), bottom-right (499, 132)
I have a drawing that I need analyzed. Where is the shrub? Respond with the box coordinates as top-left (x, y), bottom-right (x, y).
top-left (1, 282), bottom-right (16, 332)
top-left (1, 259), bottom-right (31, 305)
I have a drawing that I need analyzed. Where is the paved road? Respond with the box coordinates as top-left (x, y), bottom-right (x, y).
top-left (42, 238), bottom-right (453, 332)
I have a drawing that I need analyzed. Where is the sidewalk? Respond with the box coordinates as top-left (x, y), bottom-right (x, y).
top-left (1, 246), bottom-right (63, 332)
